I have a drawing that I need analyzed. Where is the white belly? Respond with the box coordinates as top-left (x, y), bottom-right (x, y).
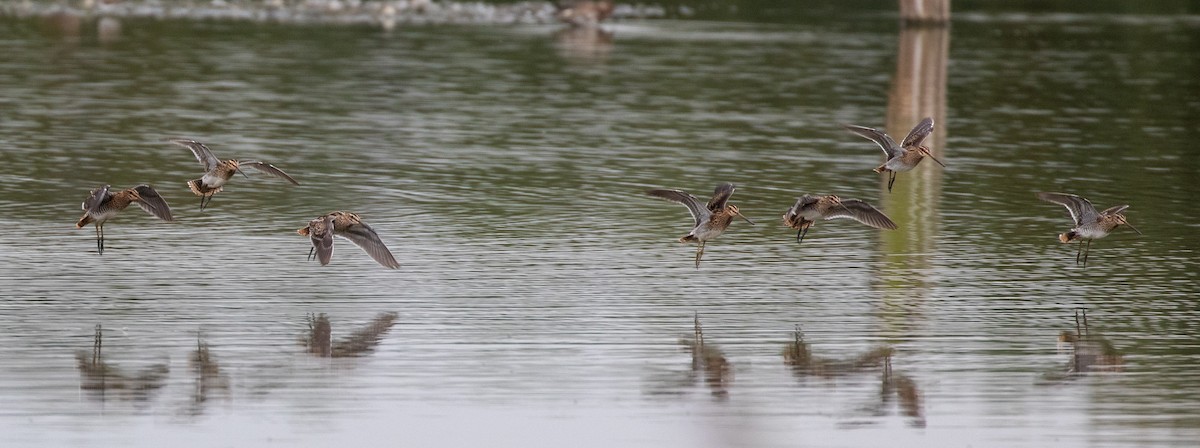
top-left (202, 172), bottom-right (229, 188)
top-left (885, 158), bottom-right (918, 172)
top-left (1074, 226), bottom-right (1110, 240)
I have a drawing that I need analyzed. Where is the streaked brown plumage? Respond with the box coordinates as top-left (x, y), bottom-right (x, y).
top-left (75, 184), bottom-right (174, 254)
top-left (297, 211), bottom-right (400, 269)
top-left (844, 117), bottom-right (944, 192)
top-left (168, 138), bottom-right (299, 210)
top-left (782, 194), bottom-right (897, 244)
top-left (1036, 192), bottom-right (1141, 266)
top-left (646, 183), bottom-right (755, 268)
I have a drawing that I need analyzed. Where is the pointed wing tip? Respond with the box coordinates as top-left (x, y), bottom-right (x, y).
top-left (645, 189), bottom-right (682, 201)
top-left (1036, 192), bottom-right (1076, 203)
top-left (165, 137), bottom-right (198, 146)
top-left (244, 161), bottom-right (300, 185)
top-left (365, 250), bottom-right (402, 269)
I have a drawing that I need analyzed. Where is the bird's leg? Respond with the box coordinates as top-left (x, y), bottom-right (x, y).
top-left (1075, 240), bottom-right (1083, 265)
top-left (95, 224), bottom-right (104, 255)
top-left (694, 242), bottom-right (706, 269)
top-left (307, 246), bottom-right (315, 262)
top-left (798, 226), bottom-right (811, 245)
top-left (887, 172), bottom-right (896, 192)
top-left (1082, 240), bottom-right (1091, 266)
top-left (795, 229), bottom-right (803, 243)
top-left (1081, 309), bottom-right (1090, 336)
top-left (199, 194), bottom-right (206, 210)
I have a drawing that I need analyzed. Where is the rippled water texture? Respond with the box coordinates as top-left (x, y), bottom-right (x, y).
top-left (0, 7), bottom-right (1198, 448)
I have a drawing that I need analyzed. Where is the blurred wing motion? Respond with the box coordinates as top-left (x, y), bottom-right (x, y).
top-left (82, 185), bottom-right (112, 213)
top-left (705, 183), bottom-right (735, 212)
top-left (241, 161), bottom-right (300, 185)
top-left (308, 216), bottom-right (335, 266)
top-left (339, 221), bottom-right (400, 269)
top-left (825, 199), bottom-right (897, 230)
top-left (646, 189), bottom-right (707, 227)
top-left (131, 185), bottom-right (175, 222)
top-left (899, 117), bottom-right (934, 148)
top-left (168, 138), bottom-right (220, 172)
top-left (1037, 192), bottom-right (1098, 226)
top-left (844, 124), bottom-right (900, 158)
top-left (1101, 204), bottom-right (1130, 216)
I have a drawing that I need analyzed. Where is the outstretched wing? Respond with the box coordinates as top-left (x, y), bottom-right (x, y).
top-left (899, 117), bottom-right (934, 148)
top-left (241, 161), bottom-right (300, 185)
top-left (844, 124), bottom-right (901, 159)
top-left (168, 138), bottom-right (220, 172)
top-left (338, 221), bottom-right (401, 269)
top-left (1036, 192), bottom-right (1098, 226)
top-left (705, 183), bottom-right (736, 212)
top-left (824, 199), bottom-right (898, 230)
top-left (1100, 204), bottom-right (1130, 216)
top-left (131, 185), bottom-right (175, 222)
top-left (309, 216), bottom-right (336, 266)
top-left (784, 195), bottom-right (821, 220)
top-left (82, 185), bottom-right (112, 213)
top-left (646, 189), bottom-right (708, 227)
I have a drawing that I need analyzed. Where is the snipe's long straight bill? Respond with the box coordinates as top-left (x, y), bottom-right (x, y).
top-left (734, 210), bottom-right (755, 225)
top-left (1123, 220), bottom-right (1143, 235)
top-left (921, 147), bottom-right (946, 167)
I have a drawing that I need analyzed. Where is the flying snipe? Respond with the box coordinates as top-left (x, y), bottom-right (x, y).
top-left (646, 183), bottom-right (755, 268)
top-left (1037, 192), bottom-right (1141, 266)
top-left (783, 194), bottom-right (898, 245)
top-left (168, 138), bottom-right (299, 210)
top-left (75, 184), bottom-right (174, 254)
top-left (844, 117), bottom-right (944, 192)
top-left (297, 211), bottom-right (401, 269)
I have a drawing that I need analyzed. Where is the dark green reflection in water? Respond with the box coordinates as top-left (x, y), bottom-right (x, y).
top-left (0, 7), bottom-right (1198, 447)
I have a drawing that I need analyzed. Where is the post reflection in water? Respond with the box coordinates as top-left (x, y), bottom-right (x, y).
top-left (1, 8), bottom-right (1197, 446)
top-left (97, 16), bottom-right (121, 44)
top-left (874, 22), bottom-right (949, 329)
top-left (552, 26), bottom-right (614, 65)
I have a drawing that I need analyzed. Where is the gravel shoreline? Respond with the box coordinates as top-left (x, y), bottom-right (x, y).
top-left (0, 0), bottom-right (667, 27)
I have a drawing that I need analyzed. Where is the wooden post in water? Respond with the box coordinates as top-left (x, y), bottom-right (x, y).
top-left (875, 10), bottom-right (950, 324)
top-left (899, 0), bottom-right (950, 25)
top-left (879, 22), bottom-right (948, 247)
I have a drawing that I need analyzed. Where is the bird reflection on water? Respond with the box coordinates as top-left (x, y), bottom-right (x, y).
top-left (303, 312), bottom-right (400, 358)
top-left (643, 314), bottom-right (732, 400)
top-left (1046, 308), bottom-right (1124, 380)
top-left (784, 326), bottom-right (925, 428)
top-left (74, 325), bottom-right (169, 401)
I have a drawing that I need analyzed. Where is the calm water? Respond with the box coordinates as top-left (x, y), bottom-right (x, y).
top-left (1, 7), bottom-right (1199, 448)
